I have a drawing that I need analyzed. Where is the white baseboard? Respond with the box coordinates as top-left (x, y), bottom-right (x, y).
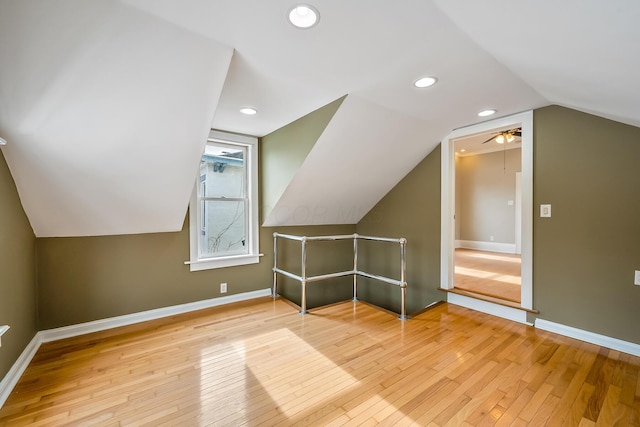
top-left (0, 289), bottom-right (271, 408)
top-left (458, 240), bottom-right (516, 254)
top-left (447, 293), bottom-right (531, 325)
top-left (535, 319), bottom-right (640, 357)
top-left (39, 288), bottom-right (272, 343)
top-left (0, 333), bottom-right (43, 409)
top-left (454, 240), bottom-right (462, 249)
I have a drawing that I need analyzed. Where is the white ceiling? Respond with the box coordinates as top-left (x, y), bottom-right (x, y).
top-left (0, 1), bottom-right (638, 236)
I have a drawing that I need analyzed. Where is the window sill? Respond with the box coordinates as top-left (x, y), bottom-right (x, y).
top-left (185, 254), bottom-right (262, 272)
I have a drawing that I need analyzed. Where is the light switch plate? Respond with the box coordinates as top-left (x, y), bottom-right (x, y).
top-left (540, 204), bottom-right (551, 218)
top-left (635, 270), bottom-right (640, 286)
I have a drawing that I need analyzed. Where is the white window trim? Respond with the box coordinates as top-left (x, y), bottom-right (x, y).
top-left (187, 130), bottom-right (259, 271)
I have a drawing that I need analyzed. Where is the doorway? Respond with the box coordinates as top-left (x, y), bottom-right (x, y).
top-left (453, 129), bottom-right (522, 303)
top-left (440, 111), bottom-right (533, 321)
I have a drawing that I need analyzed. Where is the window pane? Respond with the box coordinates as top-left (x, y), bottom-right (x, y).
top-left (200, 144), bottom-right (245, 198)
top-left (199, 200), bottom-right (247, 258)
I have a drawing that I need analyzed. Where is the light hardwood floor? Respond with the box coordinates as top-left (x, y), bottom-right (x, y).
top-left (455, 249), bottom-right (522, 303)
top-left (1, 297), bottom-right (638, 426)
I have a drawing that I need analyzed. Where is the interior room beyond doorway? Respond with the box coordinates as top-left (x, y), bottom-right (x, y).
top-left (453, 125), bottom-right (523, 304)
top-left (454, 248), bottom-right (521, 303)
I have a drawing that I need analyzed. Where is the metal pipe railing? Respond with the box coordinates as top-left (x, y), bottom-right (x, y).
top-left (272, 232), bottom-right (408, 320)
top-left (306, 270), bottom-right (354, 283)
top-left (399, 238), bottom-right (408, 320)
top-left (301, 237), bottom-right (308, 314)
top-left (352, 236), bottom-right (358, 302)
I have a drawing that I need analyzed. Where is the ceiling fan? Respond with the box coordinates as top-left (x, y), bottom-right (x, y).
top-left (482, 127), bottom-right (522, 144)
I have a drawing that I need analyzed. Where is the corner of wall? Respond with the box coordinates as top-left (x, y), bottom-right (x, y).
top-left (260, 96), bottom-right (346, 221)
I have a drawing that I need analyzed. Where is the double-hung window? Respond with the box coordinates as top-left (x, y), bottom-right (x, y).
top-left (188, 130), bottom-right (259, 271)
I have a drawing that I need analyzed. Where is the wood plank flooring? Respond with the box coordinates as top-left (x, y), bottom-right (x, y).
top-left (455, 249), bottom-right (522, 303)
top-left (1, 297), bottom-right (639, 426)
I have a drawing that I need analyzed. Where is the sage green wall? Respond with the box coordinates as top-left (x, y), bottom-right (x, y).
top-left (533, 106), bottom-right (640, 344)
top-left (261, 96), bottom-right (345, 219)
top-left (356, 145), bottom-right (442, 314)
top-left (36, 220), bottom-right (261, 329)
top-left (36, 221), bottom-right (353, 329)
top-left (272, 224), bottom-right (356, 309)
top-left (457, 148), bottom-right (521, 244)
top-left (0, 150), bottom-right (37, 379)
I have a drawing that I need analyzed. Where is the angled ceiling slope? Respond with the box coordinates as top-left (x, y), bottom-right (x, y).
top-left (264, 95), bottom-right (438, 226)
top-left (434, 0), bottom-right (640, 128)
top-left (0, 1), bottom-right (233, 237)
top-left (3, 1), bottom-right (638, 236)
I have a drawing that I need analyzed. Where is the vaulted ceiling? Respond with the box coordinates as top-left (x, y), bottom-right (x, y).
top-left (1, 0), bottom-right (638, 236)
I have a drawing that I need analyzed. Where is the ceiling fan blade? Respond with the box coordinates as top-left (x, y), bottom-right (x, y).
top-left (481, 136), bottom-right (495, 144)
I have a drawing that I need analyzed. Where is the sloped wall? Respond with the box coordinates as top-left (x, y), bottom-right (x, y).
top-left (261, 97), bottom-right (345, 222)
top-left (0, 151), bottom-right (36, 379)
top-left (35, 116), bottom-right (355, 329)
top-left (356, 146), bottom-right (442, 314)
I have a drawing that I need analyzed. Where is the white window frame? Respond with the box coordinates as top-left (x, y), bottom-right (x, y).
top-left (188, 130), bottom-right (259, 271)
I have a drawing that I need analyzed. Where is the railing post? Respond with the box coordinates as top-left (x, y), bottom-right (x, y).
top-left (300, 237), bottom-right (308, 314)
top-left (272, 233), bottom-right (278, 298)
top-left (399, 238), bottom-right (408, 320)
top-left (353, 233), bottom-right (358, 301)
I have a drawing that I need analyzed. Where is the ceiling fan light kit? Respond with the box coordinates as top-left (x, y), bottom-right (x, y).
top-left (482, 127), bottom-right (522, 144)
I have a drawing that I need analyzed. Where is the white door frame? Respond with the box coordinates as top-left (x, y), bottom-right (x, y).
top-left (515, 171), bottom-right (522, 255)
top-left (441, 110), bottom-right (533, 310)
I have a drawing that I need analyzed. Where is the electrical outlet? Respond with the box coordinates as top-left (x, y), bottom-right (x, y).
top-left (220, 282), bottom-right (227, 293)
top-left (635, 271), bottom-right (640, 286)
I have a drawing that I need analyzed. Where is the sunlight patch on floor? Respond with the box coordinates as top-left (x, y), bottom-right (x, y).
top-left (465, 252), bottom-right (521, 263)
top-left (199, 327), bottom-right (398, 422)
top-left (455, 267), bottom-right (521, 285)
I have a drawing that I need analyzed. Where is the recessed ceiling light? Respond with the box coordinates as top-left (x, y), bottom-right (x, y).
top-left (414, 76), bottom-right (438, 88)
top-left (460, 149), bottom-right (466, 152)
top-left (240, 107), bottom-right (257, 115)
top-left (477, 109), bottom-right (497, 117)
top-left (288, 4), bottom-right (320, 29)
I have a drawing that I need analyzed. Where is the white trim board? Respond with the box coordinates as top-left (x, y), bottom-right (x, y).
top-left (447, 293), bottom-right (531, 325)
top-left (39, 289), bottom-right (271, 343)
top-left (535, 319), bottom-right (640, 357)
top-left (0, 333), bottom-right (42, 409)
top-left (457, 240), bottom-right (516, 254)
top-left (0, 325), bottom-right (9, 348)
top-left (0, 288), bottom-right (272, 408)
top-left (442, 110), bottom-right (533, 310)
